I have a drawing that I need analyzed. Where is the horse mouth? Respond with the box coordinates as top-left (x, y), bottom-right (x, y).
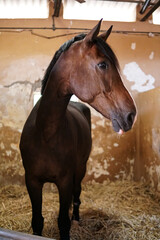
top-left (112, 119), bottom-right (124, 135)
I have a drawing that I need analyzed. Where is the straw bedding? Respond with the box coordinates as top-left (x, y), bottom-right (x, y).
top-left (0, 180), bottom-right (160, 240)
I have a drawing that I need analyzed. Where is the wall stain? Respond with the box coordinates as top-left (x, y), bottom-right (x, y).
top-left (4, 78), bottom-right (41, 101)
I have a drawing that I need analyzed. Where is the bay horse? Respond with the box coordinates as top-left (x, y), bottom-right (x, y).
top-left (20, 20), bottom-right (136, 240)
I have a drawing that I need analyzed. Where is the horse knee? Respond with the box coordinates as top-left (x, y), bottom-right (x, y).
top-left (32, 215), bottom-right (44, 236)
top-left (72, 200), bottom-right (81, 221)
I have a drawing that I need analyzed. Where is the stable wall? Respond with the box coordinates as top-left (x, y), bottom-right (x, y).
top-left (0, 18), bottom-right (160, 190)
top-left (135, 87), bottom-right (160, 192)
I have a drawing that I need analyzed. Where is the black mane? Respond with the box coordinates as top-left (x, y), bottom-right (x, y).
top-left (41, 33), bottom-right (119, 95)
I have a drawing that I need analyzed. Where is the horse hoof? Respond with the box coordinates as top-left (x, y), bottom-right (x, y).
top-left (33, 232), bottom-right (42, 236)
top-left (72, 220), bottom-right (79, 227)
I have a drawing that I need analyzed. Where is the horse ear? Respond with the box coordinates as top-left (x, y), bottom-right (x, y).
top-left (84, 19), bottom-right (102, 43)
top-left (99, 25), bottom-right (113, 42)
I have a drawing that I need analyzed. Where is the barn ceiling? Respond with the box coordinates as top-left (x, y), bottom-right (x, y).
top-left (0, 0), bottom-right (159, 24)
top-left (0, 0), bottom-right (159, 36)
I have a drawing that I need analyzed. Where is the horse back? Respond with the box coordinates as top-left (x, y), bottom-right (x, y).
top-left (69, 101), bottom-right (91, 131)
top-left (67, 101), bottom-right (92, 157)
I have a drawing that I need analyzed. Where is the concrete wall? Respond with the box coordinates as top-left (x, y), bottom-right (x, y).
top-left (0, 17), bottom-right (160, 191)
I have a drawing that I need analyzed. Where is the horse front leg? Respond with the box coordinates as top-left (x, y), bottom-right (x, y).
top-left (25, 174), bottom-right (44, 236)
top-left (72, 164), bottom-right (86, 223)
top-left (57, 179), bottom-right (73, 240)
top-left (72, 183), bottom-right (81, 222)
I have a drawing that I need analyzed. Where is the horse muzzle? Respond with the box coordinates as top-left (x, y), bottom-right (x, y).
top-left (111, 110), bottom-right (137, 134)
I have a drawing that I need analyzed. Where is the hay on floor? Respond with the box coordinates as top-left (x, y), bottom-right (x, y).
top-left (0, 181), bottom-right (160, 240)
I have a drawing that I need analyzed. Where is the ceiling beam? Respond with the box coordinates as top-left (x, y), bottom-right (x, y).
top-left (140, 0), bottom-right (151, 14)
top-left (53, 0), bottom-right (62, 17)
top-left (141, 0), bottom-right (160, 21)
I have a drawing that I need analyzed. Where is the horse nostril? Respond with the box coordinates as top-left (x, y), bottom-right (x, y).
top-left (126, 112), bottom-right (135, 126)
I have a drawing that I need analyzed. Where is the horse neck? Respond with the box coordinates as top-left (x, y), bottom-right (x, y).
top-left (36, 72), bottom-right (71, 141)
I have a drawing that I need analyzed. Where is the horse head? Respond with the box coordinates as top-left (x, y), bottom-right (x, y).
top-left (59, 20), bottom-right (137, 134)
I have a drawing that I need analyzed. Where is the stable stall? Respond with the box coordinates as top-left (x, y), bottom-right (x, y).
top-left (0, 1), bottom-right (160, 239)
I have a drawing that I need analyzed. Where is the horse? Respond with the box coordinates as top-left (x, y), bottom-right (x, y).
top-left (19, 19), bottom-right (136, 240)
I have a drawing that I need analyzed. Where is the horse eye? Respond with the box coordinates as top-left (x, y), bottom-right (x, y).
top-left (98, 61), bottom-right (108, 70)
